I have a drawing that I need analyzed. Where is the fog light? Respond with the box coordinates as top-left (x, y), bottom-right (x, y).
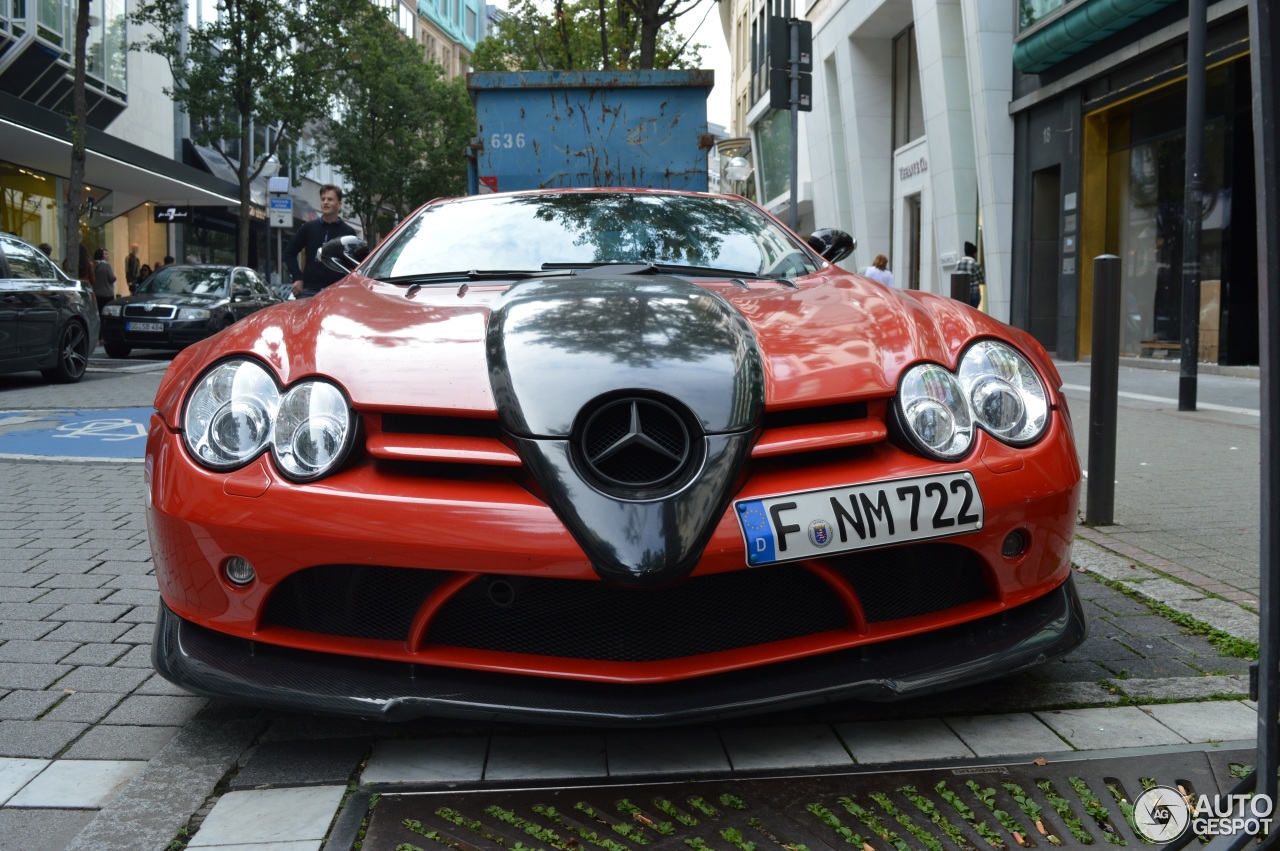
top-left (1002, 530), bottom-right (1028, 558)
top-left (224, 556), bottom-right (256, 585)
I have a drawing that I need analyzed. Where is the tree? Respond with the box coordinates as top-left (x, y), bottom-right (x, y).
top-left (131, 0), bottom-right (360, 264)
top-left (471, 0), bottom-right (703, 72)
top-left (321, 5), bottom-right (473, 242)
top-left (61, 0), bottom-right (91, 280)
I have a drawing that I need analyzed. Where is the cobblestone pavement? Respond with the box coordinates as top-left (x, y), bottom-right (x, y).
top-left (0, 355), bottom-right (1266, 850)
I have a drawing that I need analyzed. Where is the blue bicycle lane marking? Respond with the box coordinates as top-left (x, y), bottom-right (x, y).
top-left (0, 408), bottom-right (154, 461)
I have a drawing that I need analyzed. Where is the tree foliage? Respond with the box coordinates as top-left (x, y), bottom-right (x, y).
top-left (471, 0), bottom-right (705, 72)
top-left (130, 0), bottom-right (360, 264)
top-left (321, 5), bottom-right (473, 243)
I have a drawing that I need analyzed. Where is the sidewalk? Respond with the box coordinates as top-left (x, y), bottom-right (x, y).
top-left (0, 355), bottom-right (1267, 851)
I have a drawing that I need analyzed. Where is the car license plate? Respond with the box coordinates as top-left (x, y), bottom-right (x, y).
top-left (126, 321), bottom-right (164, 332)
top-left (735, 472), bottom-right (984, 566)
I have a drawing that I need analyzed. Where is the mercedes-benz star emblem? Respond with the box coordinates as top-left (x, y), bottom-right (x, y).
top-left (581, 397), bottom-right (691, 490)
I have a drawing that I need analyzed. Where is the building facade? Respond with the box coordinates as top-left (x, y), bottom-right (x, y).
top-left (1010, 0), bottom-right (1255, 364)
top-left (418, 0), bottom-right (483, 79)
top-left (805, 0), bottom-right (1013, 305)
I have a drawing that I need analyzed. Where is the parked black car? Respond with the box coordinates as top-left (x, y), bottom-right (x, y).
top-left (99, 264), bottom-right (279, 358)
top-left (0, 233), bottom-right (100, 383)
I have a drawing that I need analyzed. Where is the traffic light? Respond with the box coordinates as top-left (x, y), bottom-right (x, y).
top-left (768, 16), bottom-right (812, 112)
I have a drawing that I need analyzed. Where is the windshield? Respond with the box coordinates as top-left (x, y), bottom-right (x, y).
top-left (137, 267), bottom-right (229, 296)
top-left (368, 192), bottom-right (822, 281)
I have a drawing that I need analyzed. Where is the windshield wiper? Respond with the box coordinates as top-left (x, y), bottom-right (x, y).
top-left (541, 261), bottom-right (772, 279)
top-left (382, 269), bottom-right (574, 286)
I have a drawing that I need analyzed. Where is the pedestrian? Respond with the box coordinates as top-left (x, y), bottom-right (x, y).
top-left (125, 243), bottom-right (141, 292)
top-left (137, 264), bottom-right (152, 288)
top-left (92, 247), bottom-right (117, 314)
top-left (285, 184), bottom-right (357, 299)
top-left (161, 255), bottom-right (175, 268)
top-left (863, 254), bottom-right (894, 287)
top-left (956, 241), bottom-right (985, 309)
top-left (38, 242), bottom-right (53, 257)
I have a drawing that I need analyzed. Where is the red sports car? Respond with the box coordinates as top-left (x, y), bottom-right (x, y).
top-left (146, 189), bottom-right (1085, 724)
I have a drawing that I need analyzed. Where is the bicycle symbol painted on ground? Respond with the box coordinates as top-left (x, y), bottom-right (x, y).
top-left (52, 418), bottom-right (149, 442)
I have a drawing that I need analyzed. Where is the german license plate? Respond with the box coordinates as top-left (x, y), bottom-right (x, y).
top-left (735, 472), bottom-right (984, 565)
top-left (126, 321), bottom-right (164, 332)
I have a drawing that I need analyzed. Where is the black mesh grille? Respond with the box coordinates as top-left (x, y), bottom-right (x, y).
top-left (829, 543), bottom-right (991, 622)
top-left (263, 564), bottom-right (453, 641)
top-left (425, 565), bottom-right (847, 661)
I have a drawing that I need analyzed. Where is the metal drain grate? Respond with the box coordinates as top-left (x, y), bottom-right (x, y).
top-left (360, 749), bottom-right (1252, 851)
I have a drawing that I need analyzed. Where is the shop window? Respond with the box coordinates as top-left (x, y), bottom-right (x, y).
top-left (892, 25), bottom-right (923, 150)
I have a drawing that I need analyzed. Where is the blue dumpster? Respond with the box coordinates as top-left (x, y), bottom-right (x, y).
top-left (467, 70), bottom-right (714, 194)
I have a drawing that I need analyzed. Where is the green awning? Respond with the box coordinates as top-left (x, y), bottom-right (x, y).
top-left (1014, 0), bottom-right (1180, 73)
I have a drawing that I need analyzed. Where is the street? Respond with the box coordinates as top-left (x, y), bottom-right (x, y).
top-left (0, 352), bottom-right (1265, 850)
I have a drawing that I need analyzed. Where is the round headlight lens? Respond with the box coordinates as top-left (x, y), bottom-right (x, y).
top-left (958, 341), bottom-right (1048, 444)
top-left (896, 363), bottom-right (973, 459)
top-left (183, 359), bottom-right (280, 469)
top-left (272, 381), bottom-right (353, 480)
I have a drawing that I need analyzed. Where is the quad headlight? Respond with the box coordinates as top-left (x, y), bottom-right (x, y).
top-left (896, 341), bottom-right (1049, 460)
top-left (182, 358), bottom-right (355, 481)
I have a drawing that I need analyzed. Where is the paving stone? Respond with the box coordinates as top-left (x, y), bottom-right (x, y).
top-left (54, 665), bottom-right (152, 694)
top-left (1035, 706), bottom-right (1188, 750)
top-left (0, 720), bottom-right (89, 758)
top-left (0, 690), bottom-right (64, 721)
top-left (604, 729), bottom-right (731, 776)
top-left (40, 622), bottom-right (131, 643)
top-left (119, 605), bottom-right (156, 624)
top-left (37, 574), bottom-right (111, 589)
top-left (836, 718), bottom-right (974, 764)
top-left (0, 602), bottom-right (61, 620)
top-left (35, 588), bottom-right (114, 604)
top-left (1061, 632), bottom-right (1144, 663)
top-left (0, 662), bottom-right (71, 691)
top-left (0, 621), bottom-right (56, 641)
top-left (58, 643), bottom-right (130, 666)
top-left (101, 694), bottom-right (208, 727)
top-left (0, 808), bottom-right (96, 851)
top-left (1178, 598), bottom-right (1260, 641)
top-left (0, 575), bottom-right (44, 589)
top-left (62, 724), bottom-right (180, 760)
top-left (0, 757), bottom-right (48, 804)
top-left (360, 738), bottom-right (490, 787)
top-left (485, 734), bottom-right (608, 781)
top-left (0, 640), bottom-right (79, 663)
top-left (7, 758), bottom-right (146, 808)
top-left (0, 587), bottom-right (44, 603)
top-left (134, 674), bottom-right (194, 697)
top-left (1100, 656), bottom-right (1201, 679)
top-left (44, 692), bottom-right (127, 724)
top-left (109, 644), bottom-right (153, 668)
top-left (944, 714), bottom-right (1073, 757)
top-left (184, 786), bottom-right (346, 848)
top-left (113, 623), bottom-right (154, 644)
top-left (719, 724), bottom-right (852, 771)
top-left (1120, 577), bottom-right (1207, 603)
top-left (47, 602), bottom-right (131, 623)
top-left (231, 736), bottom-right (369, 790)
top-left (1109, 614), bottom-right (1189, 637)
top-left (101, 588), bottom-right (160, 606)
top-left (1144, 701), bottom-right (1259, 743)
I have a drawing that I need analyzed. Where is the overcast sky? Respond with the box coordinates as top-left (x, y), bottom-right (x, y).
top-left (675, 0), bottom-right (732, 130)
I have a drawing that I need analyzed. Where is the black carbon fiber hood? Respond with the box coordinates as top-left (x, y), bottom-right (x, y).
top-left (486, 275), bottom-right (765, 585)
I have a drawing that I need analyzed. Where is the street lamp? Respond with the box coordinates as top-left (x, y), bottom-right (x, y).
top-left (724, 156), bottom-right (752, 195)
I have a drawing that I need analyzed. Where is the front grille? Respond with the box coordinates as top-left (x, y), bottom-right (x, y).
top-left (264, 564), bottom-right (453, 640)
top-left (426, 565), bottom-right (846, 661)
top-left (829, 543), bottom-right (990, 622)
top-left (259, 545), bottom-right (990, 661)
top-left (123, 304), bottom-right (177, 319)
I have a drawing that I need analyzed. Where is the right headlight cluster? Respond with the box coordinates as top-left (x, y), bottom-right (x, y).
top-left (895, 340), bottom-right (1049, 460)
top-left (182, 358), bottom-right (355, 481)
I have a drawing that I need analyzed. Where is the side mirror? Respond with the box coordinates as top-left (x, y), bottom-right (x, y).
top-left (806, 229), bottom-right (856, 264)
top-left (232, 287), bottom-right (252, 301)
top-left (318, 234), bottom-right (369, 274)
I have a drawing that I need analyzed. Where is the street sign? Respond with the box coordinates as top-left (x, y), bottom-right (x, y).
top-left (269, 196), bottom-right (292, 228)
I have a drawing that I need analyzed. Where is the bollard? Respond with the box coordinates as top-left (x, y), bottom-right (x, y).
top-left (1086, 255), bottom-right (1122, 526)
top-left (950, 271), bottom-right (970, 304)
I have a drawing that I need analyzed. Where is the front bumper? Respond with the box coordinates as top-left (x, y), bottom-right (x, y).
top-left (152, 574), bottom-right (1088, 725)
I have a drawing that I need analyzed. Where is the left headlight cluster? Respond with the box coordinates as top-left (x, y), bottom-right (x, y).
top-left (895, 340), bottom-right (1049, 461)
top-left (182, 358), bottom-right (355, 481)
